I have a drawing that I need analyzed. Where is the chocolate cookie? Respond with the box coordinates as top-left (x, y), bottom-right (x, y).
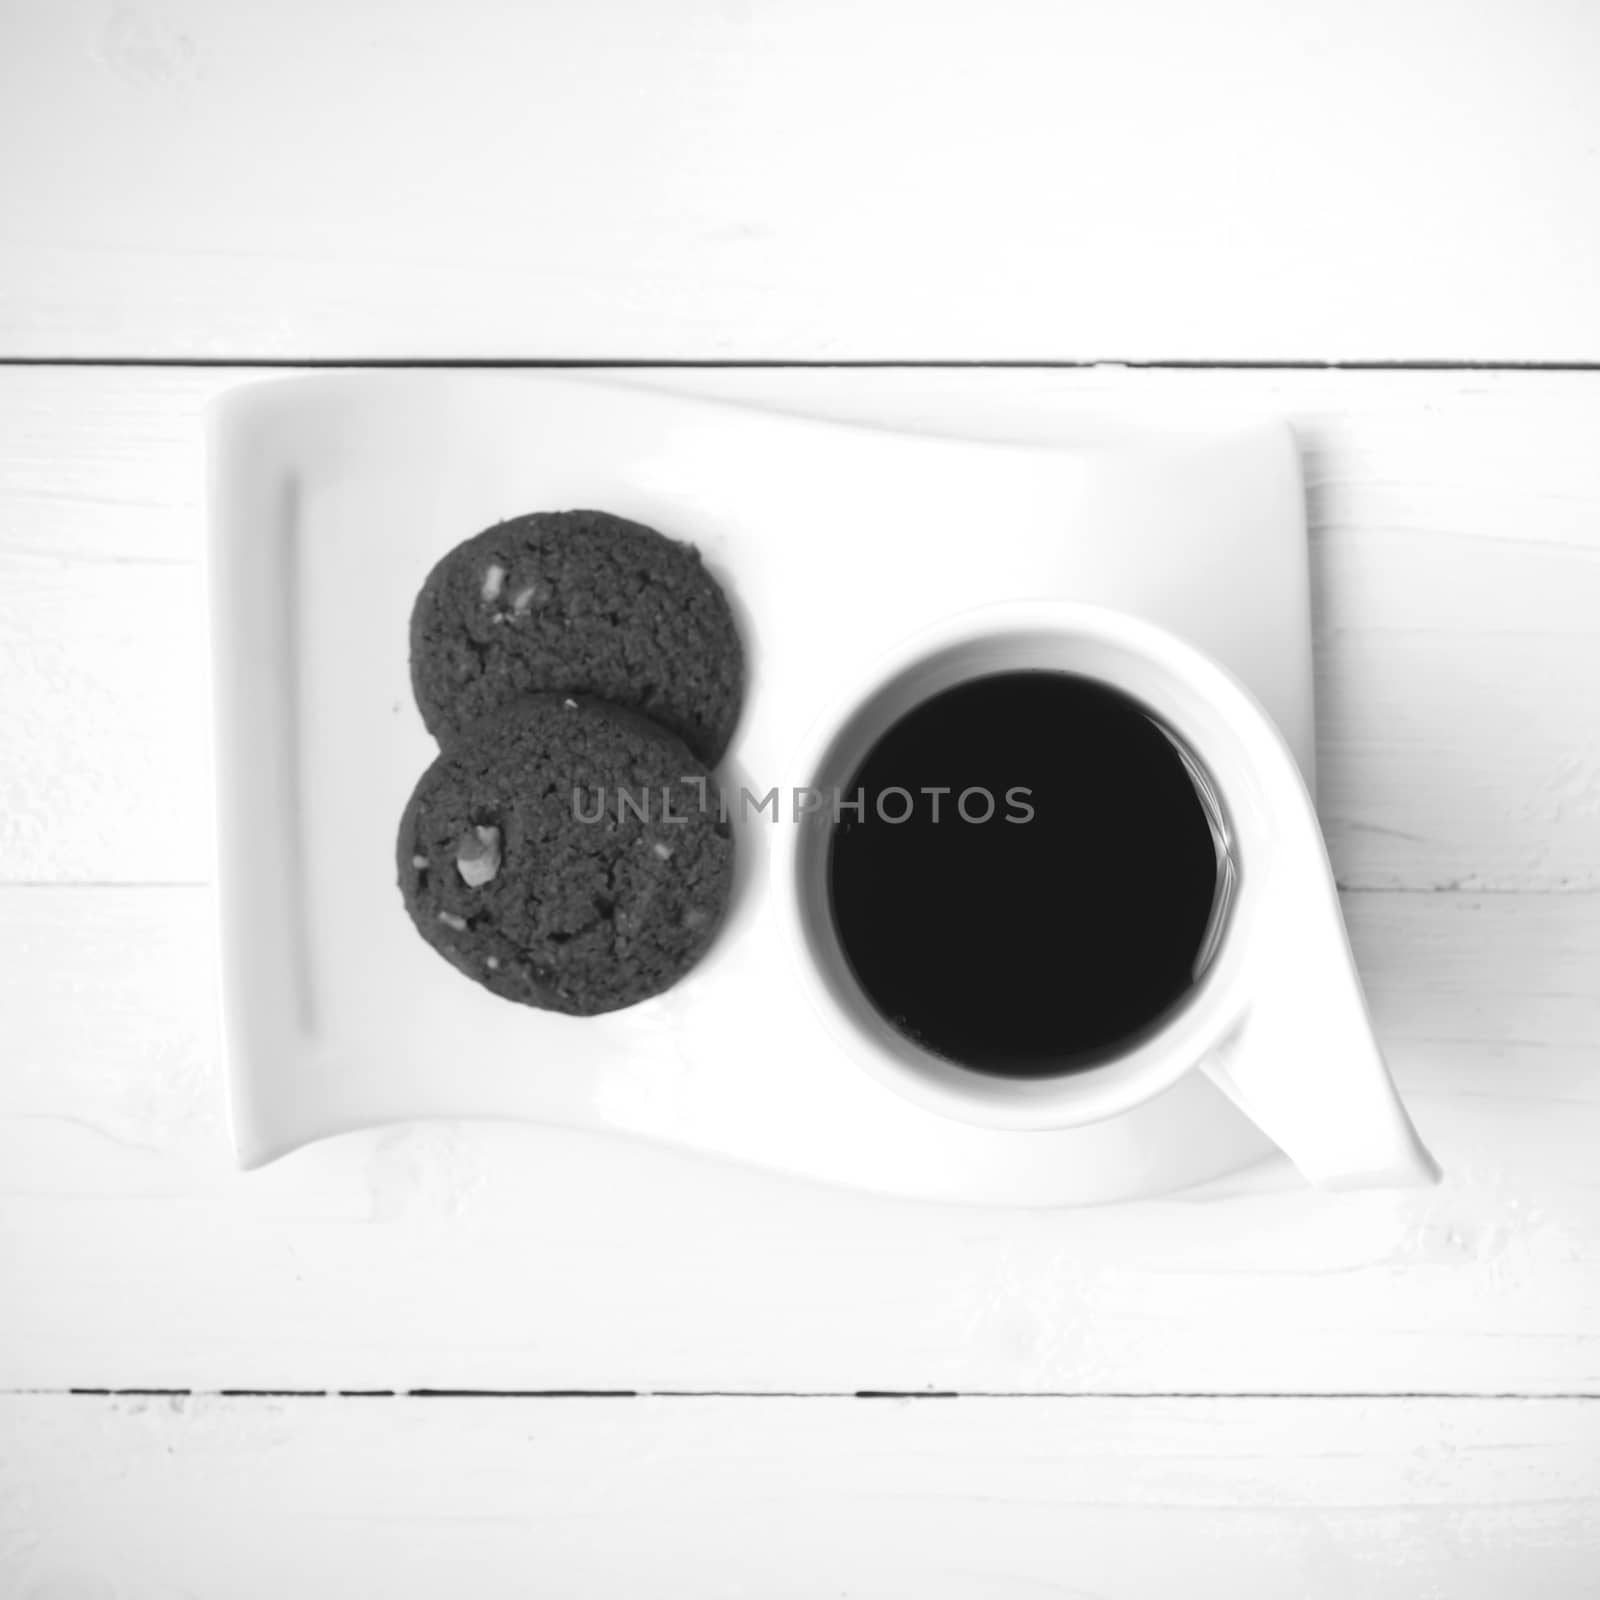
top-left (410, 509), bottom-right (743, 764)
top-left (397, 695), bottom-right (734, 1015)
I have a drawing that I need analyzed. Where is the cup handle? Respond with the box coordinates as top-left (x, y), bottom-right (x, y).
top-left (1198, 847), bottom-right (1442, 1192)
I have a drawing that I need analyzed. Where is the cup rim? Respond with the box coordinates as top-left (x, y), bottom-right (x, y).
top-left (777, 599), bottom-right (1274, 1133)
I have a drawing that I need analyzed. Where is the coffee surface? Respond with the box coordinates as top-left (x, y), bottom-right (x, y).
top-left (827, 671), bottom-right (1223, 1076)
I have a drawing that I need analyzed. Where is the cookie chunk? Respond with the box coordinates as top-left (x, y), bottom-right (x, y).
top-left (410, 509), bottom-right (743, 764)
top-left (397, 695), bottom-right (734, 1015)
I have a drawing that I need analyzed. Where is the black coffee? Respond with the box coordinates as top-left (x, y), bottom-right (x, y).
top-left (827, 671), bottom-right (1224, 1078)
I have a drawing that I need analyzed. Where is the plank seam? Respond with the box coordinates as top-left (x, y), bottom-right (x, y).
top-left (3, 358), bottom-right (1600, 373)
top-left (16, 1388), bottom-right (1599, 1401)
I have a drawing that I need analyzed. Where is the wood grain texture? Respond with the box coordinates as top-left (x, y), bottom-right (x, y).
top-left (3, 365), bottom-right (1600, 889)
top-left (2, 885), bottom-right (1596, 1393)
top-left (2, 1394), bottom-right (1597, 1598)
top-left (2, 0), bottom-right (1598, 361)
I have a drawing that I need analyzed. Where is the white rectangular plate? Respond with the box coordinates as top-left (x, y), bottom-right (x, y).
top-left (209, 374), bottom-right (1307, 1204)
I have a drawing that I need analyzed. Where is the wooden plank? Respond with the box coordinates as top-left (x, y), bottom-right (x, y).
top-left (0, 563), bottom-right (210, 883)
top-left (2, 1394), bottom-right (1596, 1598)
top-left (2, 886), bottom-right (1596, 1394)
top-left (3, 365), bottom-right (1600, 888)
top-left (1, 1), bottom-right (1597, 360)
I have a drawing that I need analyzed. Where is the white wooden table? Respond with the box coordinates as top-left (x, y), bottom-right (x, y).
top-left (3, 4), bottom-right (1599, 1594)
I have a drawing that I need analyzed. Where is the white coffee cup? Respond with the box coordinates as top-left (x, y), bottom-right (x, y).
top-left (777, 600), bottom-right (1440, 1191)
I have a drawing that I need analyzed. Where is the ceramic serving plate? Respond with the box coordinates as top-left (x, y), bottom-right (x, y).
top-left (208, 374), bottom-right (1310, 1204)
